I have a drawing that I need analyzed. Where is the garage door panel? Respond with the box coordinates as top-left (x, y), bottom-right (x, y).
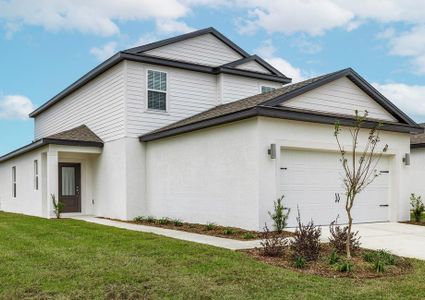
top-left (279, 149), bottom-right (390, 227)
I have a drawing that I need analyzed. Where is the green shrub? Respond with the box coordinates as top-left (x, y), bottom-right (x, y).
top-left (205, 222), bottom-right (216, 231)
top-left (363, 249), bottom-right (395, 266)
top-left (329, 251), bottom-right (341, 265)
top-left (242, 232), bottom-right (256, 239)
top-left (268, 195), bottom-right (290, 233)
top-left (294, 256), bottom-right (306, 269)
top-left (133, 216), bottom-right (146, 222)
top-left (172, 219), bottom-right (183, 226)
top-left (336, 260), bottom-right (353, 272)
top-left (52, 194), bottom-right (64, 219)
top-left (410, 193), bottom-right (424, 222)
top-left (260, 224), bottom-right (288, 257)
top-left (223, 228), bottom-right (235, 235)
top-left (374, 260), bottom-right (385, 273)
top-left (158, 217), bottom-right (171, 225)
top-left (146, 216), bottom-right (156, 223)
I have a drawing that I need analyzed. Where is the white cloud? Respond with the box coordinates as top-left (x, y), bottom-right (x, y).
top-left (0, 95), bottom-right (34, 120)
top-left (373, 82), bottom-right (425, 121)
top-left (90, 42), bottom-right (118, 61)
top-left (256, 40), bottom-right (305, 82)
top-left (155, 19), bottom-right (195, 34)
top-left (0, 0), bottom-right (190, 37)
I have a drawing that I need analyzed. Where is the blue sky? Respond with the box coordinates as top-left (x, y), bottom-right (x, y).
top-left (1, 0), bottom-right (425, 154)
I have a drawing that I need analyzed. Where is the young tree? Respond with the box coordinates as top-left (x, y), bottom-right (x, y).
top-left (334, 110), bottom-right (388, 259)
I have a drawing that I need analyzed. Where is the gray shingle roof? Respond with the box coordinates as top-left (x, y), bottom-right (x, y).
top-left (46, 125), bottom-right (103, 143)
top-left (141, 71), bottom-right (339, 136)
top-left (411, 123), bottom-right (425, 145)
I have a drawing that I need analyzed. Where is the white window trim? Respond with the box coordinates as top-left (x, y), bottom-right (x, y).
top-left (34, 160), bottom-right (39, 191)
top-left (146, 68), bottom-right (169, 113)
top-left (12, 166), bottom-right (16, 198)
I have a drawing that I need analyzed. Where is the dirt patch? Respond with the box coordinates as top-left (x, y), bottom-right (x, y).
top-left (242, 244), bottom-right (412, 279)
top-left (99, 217), bottom-right (294, 241)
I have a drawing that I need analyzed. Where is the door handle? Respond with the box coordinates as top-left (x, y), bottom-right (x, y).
top-left (379, 204), bottom-right (389, 207)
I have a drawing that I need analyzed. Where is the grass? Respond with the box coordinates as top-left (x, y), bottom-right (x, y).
top-left (1, 212), bottom-right (425, 299)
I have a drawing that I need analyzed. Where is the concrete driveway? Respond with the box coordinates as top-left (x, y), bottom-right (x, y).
top-left (320, 222), bottom-right (425, 260)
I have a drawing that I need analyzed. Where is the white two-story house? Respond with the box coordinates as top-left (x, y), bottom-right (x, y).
top-left (0, 28), bottom-right (422, 230)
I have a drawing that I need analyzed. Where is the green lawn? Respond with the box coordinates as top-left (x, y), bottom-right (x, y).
top-left (1, 213), bottom-right (425, 299)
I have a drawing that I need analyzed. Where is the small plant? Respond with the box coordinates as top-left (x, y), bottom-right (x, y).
top-left (291, 208), bottom-right (321, 261)
top-left (329, 217), bottom-right (361, 255)
top-left (374, 260), bottom-right (385, 273)
top-left (133, 216), bottom-right (146, 222)
top-left (336, 260), bottom-right (353, 272)
top-left (146, 216), bottom-right (156, 223)
top-left (242, 232), bottom-right (256, 239)
top-left (363, 249), bottom-right (395, 266)
top-left (158, 217), bottom-right (171, 225)
top-left (205, 222), bottom-right (216, 231)
top-left (294, 256), bottom-right (307, 269)
top-left (268, 195), bottom-right (290, 233)
top-left (260, 224), bottom-right (288, 257)
top-left (51, 194), bottom-right (64, 219)
top-left (223, 228), bottom-right (235, 235)
top-left (172, 219), bottom-right (183, 226)
top-left (329, 251), bottom-right (341, 265)
top-left (410, 193), bottom-right (424, 222)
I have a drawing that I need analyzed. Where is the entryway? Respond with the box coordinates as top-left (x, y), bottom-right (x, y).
top-left (58, 163), bottom-right (81, 213)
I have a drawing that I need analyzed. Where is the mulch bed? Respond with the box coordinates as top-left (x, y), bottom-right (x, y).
top-left (100, 217), bottom-right (294, 241)
top-left (242, 244), bottom-right (412, 279)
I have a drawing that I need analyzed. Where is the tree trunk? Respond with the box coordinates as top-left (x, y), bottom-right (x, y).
top-left (346, 203), bottom-right (353, 259)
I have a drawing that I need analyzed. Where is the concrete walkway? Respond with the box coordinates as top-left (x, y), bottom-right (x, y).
top-left (71, 216), bottom-right (264, 250)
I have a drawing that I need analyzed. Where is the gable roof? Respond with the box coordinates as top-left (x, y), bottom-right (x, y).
top-left (220, 55), bottom-right (284, 76)
top-left (140, 68), bottom-right (423, 142)
top-left (125, 27), bottom-right (250, 58)
top-left (0, 125), bottom-right (103, 163)
top-left (29, 27), bottom-right (290, 118)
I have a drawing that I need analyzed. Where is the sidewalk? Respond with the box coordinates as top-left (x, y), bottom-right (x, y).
top-left (71, 216), bottom-right (264, 250)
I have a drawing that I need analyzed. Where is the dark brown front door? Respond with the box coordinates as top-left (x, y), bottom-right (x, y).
top-left (58, 163), bottom-right (81, 213)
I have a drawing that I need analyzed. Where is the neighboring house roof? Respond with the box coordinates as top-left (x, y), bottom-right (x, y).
top-left (411, 123), bottom-right (425, 148)
top-left (29, 27), bottom-right (290, 118)
top-left (140, 68), bottom-right (423, 142)
top-left (0, 125), bottom-right (103, 163)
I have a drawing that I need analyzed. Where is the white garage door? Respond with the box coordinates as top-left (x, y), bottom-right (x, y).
top-left (279, 149), bottom-right (390, 227)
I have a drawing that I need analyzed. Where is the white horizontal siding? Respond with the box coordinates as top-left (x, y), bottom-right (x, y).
top-left (221, 74), bottom-right (283, 104)
top-left (236, 61), bottom-right (271, 74)
top-left (281, 77), bottom-right (398, 122)
top-left (34, 62), bottom-right (126, 141)
top-left (145, 33), bottom-right (243, 67)
top-left (125, 61), bottom-right (218, 137)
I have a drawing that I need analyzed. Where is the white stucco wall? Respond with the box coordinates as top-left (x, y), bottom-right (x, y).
top-left (145, 119), bottom-right (260, 230)
top-left (0, 147), bottom-right (45, 216)
top-left (410, 149), bottom-right (425, 199)
top-left (257, 117), bottom-right (411, 228)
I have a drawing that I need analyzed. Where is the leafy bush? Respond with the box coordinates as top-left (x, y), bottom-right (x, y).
top-left (242, 232), bottom-right (256, 239)
top-left (294, 256), bottom-right (306, 269)
top-left (52, 194), bottom-right (64, 219)
top-left (328, 218), bottom-right (361, 255)
top-left (158, 217), bottom-right (171, 225)
top-left (291, 209), bottom-right (321, 261)
top-left (268, 195), bottom-right (290, 233)
top-left (172, 219), bottom-right (183, 226)
top-left (133, 216), bottom-right (146, 222)
top-left (223, 228), bottom-right (235, 235)
top-left (336, 260), bottom-right (353, 272)
top-left (410, 193), bottom-right (424, 222)
top-left (205, 222), bottom-right (216, 231)
top-left (146, 216), bottom-right (156, 223)
top-left (329, 251), bottom-right (341, 265)
top-left (363, 249), bottom-right (395, 266)
top-left (260, 224), bottom-right (288, 257)
top-left (374, 260), bottom-right (385, 273)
